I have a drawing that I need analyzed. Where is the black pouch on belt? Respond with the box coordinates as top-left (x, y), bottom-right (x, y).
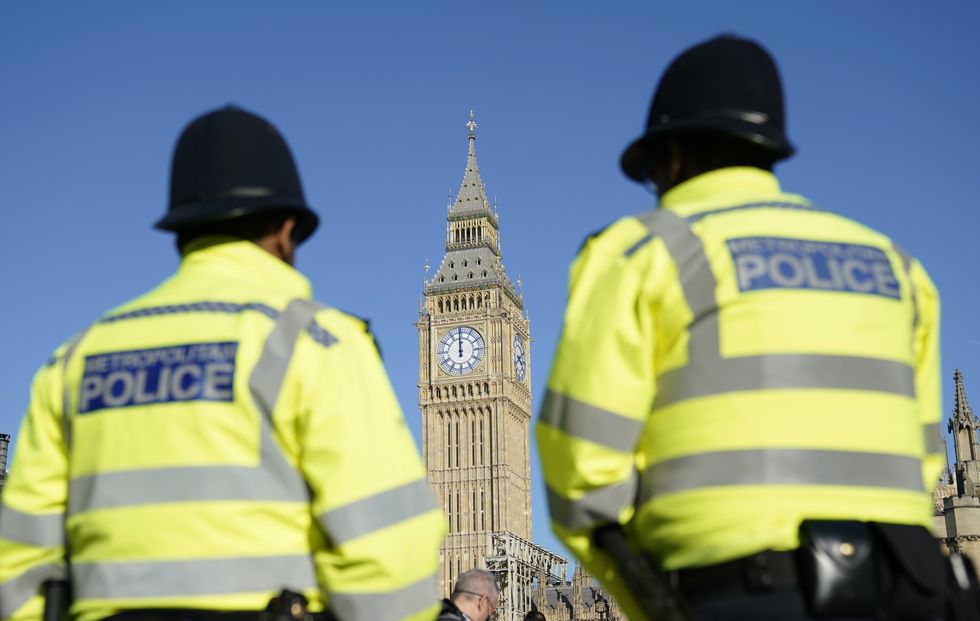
top-left (871, 522), bottom-right (948, 620)
top-left (796, 520), bottom-right (879, 617)
top-left (946, 553), bottom-right (980, 621)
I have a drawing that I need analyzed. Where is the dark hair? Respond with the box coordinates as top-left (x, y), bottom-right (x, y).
top-left (655, 131), bottom-right (777, 176)
top-left (175, 210), bottom-right (297, 253)
top-left (524, 611), bottom-right (546, 621)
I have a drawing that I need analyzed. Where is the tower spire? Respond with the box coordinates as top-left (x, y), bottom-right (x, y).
top-left (954, 369), bottom-right (976, 426)
top-left (450, 110), bottom-right (491, 218)
top-left (949, 369), bottom-right (980, 496)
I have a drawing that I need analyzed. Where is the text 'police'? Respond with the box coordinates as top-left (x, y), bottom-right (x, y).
top-left (727, 237), bottom-right (900, 299)
top-left (79, 342), bottom-right (238, 414)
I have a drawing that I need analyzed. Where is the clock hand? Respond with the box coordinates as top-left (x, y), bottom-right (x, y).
top-left (458, 330), bottom-right (463, 357)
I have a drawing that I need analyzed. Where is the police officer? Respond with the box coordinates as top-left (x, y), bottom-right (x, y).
top-left (0, 106), bottom-right (445, 621)
top-left (536, 35), bottom-right (961, 620)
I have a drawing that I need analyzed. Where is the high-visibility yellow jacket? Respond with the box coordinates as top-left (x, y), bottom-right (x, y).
top-left (537, 167), bottom-right (942, 621)
top-left (0, 238), bottom-right (446, 621)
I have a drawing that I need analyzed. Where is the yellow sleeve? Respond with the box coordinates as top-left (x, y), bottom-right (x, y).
top-left (296, 313), bottom-right (445, 621)
top-left (0, 354), bottom-right (71, 621)
top-left (535, 220), bottom-right (658, 621)
top-left (911, 260), bottom-right (942, 492)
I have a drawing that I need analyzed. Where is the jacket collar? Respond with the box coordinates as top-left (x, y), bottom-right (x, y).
top-left (178, 237), bottom-right (313, 299)
top-left (659, 167), bottom-right (783, 213)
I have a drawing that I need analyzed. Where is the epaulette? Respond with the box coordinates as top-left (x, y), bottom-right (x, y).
top-left (576, 222), bottom-right (615, 255)
top-left (338, 309), bottom-right (383, 359)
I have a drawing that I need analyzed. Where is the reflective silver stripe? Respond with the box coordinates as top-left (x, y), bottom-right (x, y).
top-left (0, 505), bottom-right (63, 547)
top-left (546, 474), bottom-right (637, 531)
top-left (925, 422), bottom-right (944, 454)
top-left (0, 562), bottom-right (67, 619)
top-left (69, 458), bottom-right (306, 512)
top-left (638, 449), bottom-right (925, 501)
top-left (318, 478), bottom-right (438, 545)
top-left (70, 299), bottom-right (325, 513)
top-left (331, 574), bottom-right (438, 621)
top-left (73, 554), bottom-right (317, 600)
top-left (655, 354), bottom-right (916, 406)
top-left (539, 390), bottom-right (645, 453)
top-left (685, 200), bottom-right (817, 224)
top-left (250, 299), bottom-right (323, 421)
top-left (636, 210), bottom-right (720, 357)
top-left (634, 209), bottom-right (916, 407)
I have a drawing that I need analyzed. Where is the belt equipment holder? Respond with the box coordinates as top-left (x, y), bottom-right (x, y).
top-left (797, 520), bottom-right (980, 620)
top-left (259, 590), bottom-right (314, 621)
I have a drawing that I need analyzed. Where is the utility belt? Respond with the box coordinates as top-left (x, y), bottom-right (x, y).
top-left (46, 588), bottom-right (336, 621)
top-left (671, 521), bottom-right (980, 620)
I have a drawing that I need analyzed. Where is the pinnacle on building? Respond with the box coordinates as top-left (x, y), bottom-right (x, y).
top-left (935, 369), bottom-right (980, 573)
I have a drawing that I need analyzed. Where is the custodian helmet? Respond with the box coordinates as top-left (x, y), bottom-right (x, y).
top-left (156, 105), bottom-right (319, 243)
top-left (621, 34), bottom-right (795, 182)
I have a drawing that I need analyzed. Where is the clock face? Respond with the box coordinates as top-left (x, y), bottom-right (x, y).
top-left (513, 335), bottom-right (526, 382)
top-left (438, 326), bottom-right (485, 375)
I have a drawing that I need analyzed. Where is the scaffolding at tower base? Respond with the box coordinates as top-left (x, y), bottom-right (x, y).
top-left (485, 531), bottom-right (568, 621)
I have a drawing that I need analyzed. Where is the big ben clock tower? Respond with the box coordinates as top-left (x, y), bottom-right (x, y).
top-left (417, 113), bottom-right (532, 597)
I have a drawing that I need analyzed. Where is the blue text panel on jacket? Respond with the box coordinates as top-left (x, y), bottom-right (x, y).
top-left (79, 342), bottom-right (238, 414)
top-left (726, 237), bottom-right (900, 299)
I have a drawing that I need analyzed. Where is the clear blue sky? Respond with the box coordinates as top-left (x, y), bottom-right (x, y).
top-left (2, 2), bottom-right (978, 563)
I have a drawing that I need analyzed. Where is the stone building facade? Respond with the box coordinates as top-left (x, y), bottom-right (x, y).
top-left (934, 369), bottom-right (980, 569)
top-left (0, 433), bottom-right (9, 492)
top-left (417, 115), bottom-right (621, 621)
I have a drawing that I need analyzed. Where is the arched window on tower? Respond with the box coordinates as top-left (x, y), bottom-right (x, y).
top-left (477, 296), bottom-right (482, 309)
top-left (438, 300), bottom-right (444, 313)
top-left (483, 382), bottom-right (489, 394)
top-left (461, 297), bottom-right (466, 310)
top-left (452, 386), bottom-right (458, 398)
top-left (453, 297), bottom-right (459, 311)
top-left (435, 387), bottom-right (441, 399)
top-left (467, 384), bottom-right (473, 397)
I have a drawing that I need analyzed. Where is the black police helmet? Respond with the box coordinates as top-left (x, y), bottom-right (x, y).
top-left (621, 34), bottom-right (795, 182)
top-left (156, 105), bottom-right (319, 243)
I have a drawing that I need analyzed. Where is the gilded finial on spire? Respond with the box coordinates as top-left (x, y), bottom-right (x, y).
top-left (466, 110), bottom-right (477, 137)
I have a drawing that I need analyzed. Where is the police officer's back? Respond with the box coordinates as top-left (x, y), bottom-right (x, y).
top-left (0, 106), bottom-right (445, 621)
top-left (536, 36), bottom-right (972, 620)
